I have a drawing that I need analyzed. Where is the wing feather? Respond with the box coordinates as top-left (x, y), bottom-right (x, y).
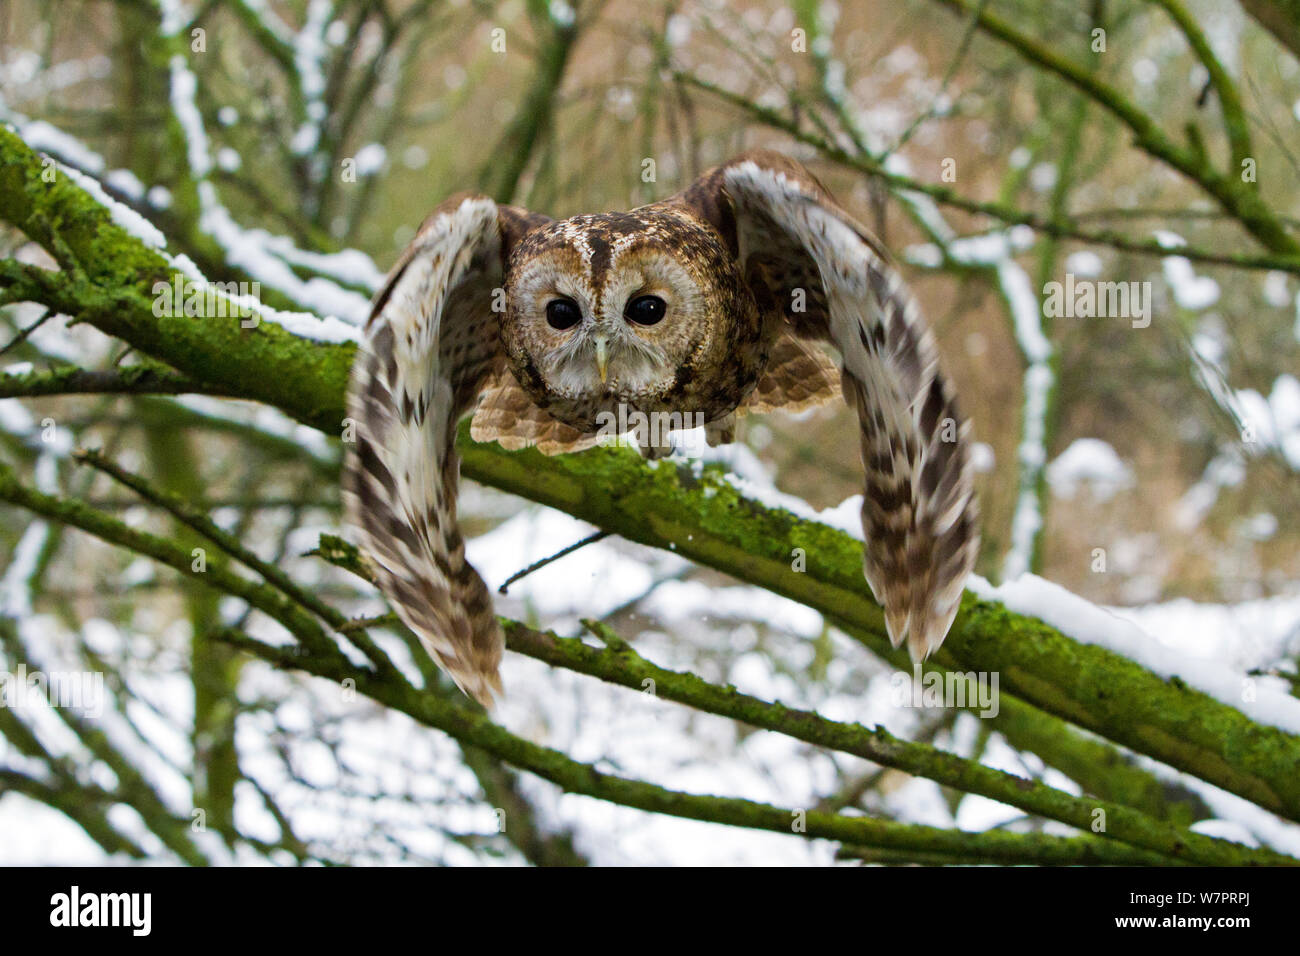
top-left (342, 196), bottom-right (547, 705)
top-left (740, 325), bottom-right (840, 416)
top-left (687, 152), bottom-right (979, 665)
top-left (470, 366), bottom-right (603, 455)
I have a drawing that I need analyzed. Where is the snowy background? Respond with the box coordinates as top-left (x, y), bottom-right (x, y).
top-left (1, 0), bottom-right (1298, 864)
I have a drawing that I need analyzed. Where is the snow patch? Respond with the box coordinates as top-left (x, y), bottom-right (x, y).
top-left (1047, 438), bottom-right (1133, 501)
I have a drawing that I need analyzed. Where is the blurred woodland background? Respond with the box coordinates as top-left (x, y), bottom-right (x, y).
top-left (0, 0), bottom-right (1298, 865)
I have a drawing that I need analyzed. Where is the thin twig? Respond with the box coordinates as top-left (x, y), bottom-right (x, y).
top-left (0, 307), bottom-right (54, 355)
top-left (498, 530), bottom-right (611, 594)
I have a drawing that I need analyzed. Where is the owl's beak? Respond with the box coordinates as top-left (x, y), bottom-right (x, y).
top-left (594, 336), bottom-right (609, 384)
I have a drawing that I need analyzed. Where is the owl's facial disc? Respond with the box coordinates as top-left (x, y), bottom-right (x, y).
top-left (505, 225), bottom-right (713, 409)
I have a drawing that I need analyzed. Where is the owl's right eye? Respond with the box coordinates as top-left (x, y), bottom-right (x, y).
top-left (545, 298), bottom-right (582, 330)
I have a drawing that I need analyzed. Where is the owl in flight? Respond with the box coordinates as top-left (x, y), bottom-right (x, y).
top-left (343, 151), bottom-right (979, 706)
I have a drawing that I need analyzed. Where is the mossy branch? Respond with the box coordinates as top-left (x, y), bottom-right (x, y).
top-left (1151, 0), bottom-right (1254, 173)
top-left (476, 9), bottom-right (581, 203)
top-left (0, 463), bottom-right (1172, 864)
top-left (260, 616), bottom-right (1177, 865)
top-left (0, 362), bottom-right (229, 400)
top-left (502, 619), bottom-right (1290, 865)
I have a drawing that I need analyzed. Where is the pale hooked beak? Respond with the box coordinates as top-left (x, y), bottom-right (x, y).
top-left (594, 336), bottom-right (609, 384)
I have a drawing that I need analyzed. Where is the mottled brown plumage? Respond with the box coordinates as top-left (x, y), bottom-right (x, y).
top-left (342, 152), bottom-right (979, 705)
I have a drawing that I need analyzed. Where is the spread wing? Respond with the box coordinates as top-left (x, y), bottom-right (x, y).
top-left (672, 151), bottom-right (979, 665)
top-left (342, 194), bottom-right (549, 706)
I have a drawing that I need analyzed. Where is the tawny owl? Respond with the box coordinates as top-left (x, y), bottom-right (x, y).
top-left (342, 150), bottom-right (979, 706)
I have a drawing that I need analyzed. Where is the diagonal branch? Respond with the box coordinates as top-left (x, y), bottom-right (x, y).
top-left (210, 629), bottom-right (1174, 865)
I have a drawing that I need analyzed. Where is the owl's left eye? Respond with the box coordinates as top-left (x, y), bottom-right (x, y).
top-left (545, 298), bottom-right (582, 330)
top-left (625, 295), bottom-right (666, 326)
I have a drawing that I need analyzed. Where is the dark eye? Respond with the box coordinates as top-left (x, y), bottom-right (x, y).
top-left (625, 295), bottom-right (666, 326)
top-left (545, 297), bottom-right (581, 330)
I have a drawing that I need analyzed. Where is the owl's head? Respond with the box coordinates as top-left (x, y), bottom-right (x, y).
top-left (501, 209), bottom-right (748, 421)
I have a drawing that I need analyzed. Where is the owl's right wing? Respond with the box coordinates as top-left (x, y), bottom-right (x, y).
top-left (672, 151), bottom-right (979, 666)
top-left (342, 195), bottom-right (549, 706)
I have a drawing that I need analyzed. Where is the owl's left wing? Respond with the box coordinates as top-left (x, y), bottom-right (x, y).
top-left (343, 195), bottom-right (549, 706)
top-left (672, 151), bottom-right (979, 666)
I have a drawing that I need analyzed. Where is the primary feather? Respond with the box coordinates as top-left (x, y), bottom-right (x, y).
top-left (687, 152), bottom-right (979, 665)
top-left (342, 196), bottom-right (513, 706)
